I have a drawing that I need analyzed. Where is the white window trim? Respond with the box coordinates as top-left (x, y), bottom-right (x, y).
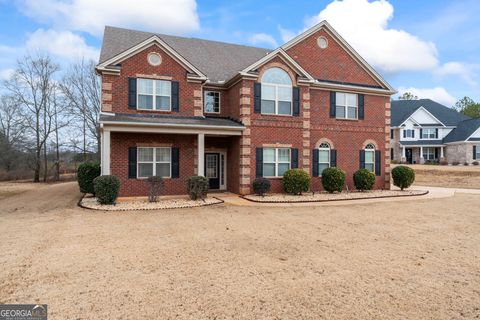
top-left (423, 147), bottom-right (436, 160)
top-left (204, 91), bottom-right (221, 114)
top-left (263, 148), bottom-right (291, 178)
top-left (137, 147), bottom-right (172, 179)
top-left (476, 144), bottom-right (480, 159)
top-left (365, 144), bottom-right (375, 173)
top-left (404, 129), bottom-right (414, 139)
top-left (421, 128), bottom-right (436, 140)
top-left (318, 144), bottom-right (330, 176)
top-left (336, 92), bottom-right (358, 120)
top-left (137, 78), bottom-right (172, 111)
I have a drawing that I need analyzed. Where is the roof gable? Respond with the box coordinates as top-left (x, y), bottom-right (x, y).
top-left (409, 107), bottom-right (444, 126)
top-left (444, 118), bottom-right (480, 143)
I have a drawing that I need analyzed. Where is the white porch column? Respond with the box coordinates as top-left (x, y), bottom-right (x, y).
top-left (440, 146), bottom-right (444, 158)
top-left (402, 146), bottom-right (406, 158)
top-left (197, 133), bottom-right (205, 176)
top-left (419, 146), bottom-right (424, 164)
top-left (101, 130), bottom-right (111, 175)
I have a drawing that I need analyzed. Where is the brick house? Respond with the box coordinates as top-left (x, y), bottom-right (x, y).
top-left (390, 99), bottom-right (480, 164)
top-left (96, 21), bottom-right (396, 197)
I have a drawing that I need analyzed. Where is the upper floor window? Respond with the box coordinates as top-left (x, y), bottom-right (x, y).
top-left (421, 128), bottom-right (436, 139)
top-left (261, 68), bottom-right (292, 115)
top-left (204, 91), bottom-right (220, 113)
top-left (364, 144), bottom-right (375, 172)
top-left (137, 147), bottom-right (171, 178)
top-left (137, 78), bottom-right (171, 111)
top-left (318, 143), bottom-right (331, 176)
top-left (336, 92), bottom-right (357, 119)
top-left (263, 148), bottom-right (291, 177)
top-left (403, 129), bottom-right (414, 138)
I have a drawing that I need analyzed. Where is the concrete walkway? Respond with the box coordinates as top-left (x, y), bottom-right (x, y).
top-left (213, 185), bottom-right (480, 207)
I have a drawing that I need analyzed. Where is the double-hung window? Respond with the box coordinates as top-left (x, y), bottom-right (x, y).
top-left (137, 147), bottom-right (171, 178)
top-left (318, 143), bottom-right (330, 176)
top-left (364, 144), bottom-right (375, 172)
top-left (204, 91), bottom-right (220, 113)
top-left (261, 68), bottom-right (292, 115)
top-left (421, 128), bottom-right (436, 139)
top-left (336, 92), bottom-right (357, 119)
top-left (476, 144), bottom-right (480, 159)
top-left (404, 129), bottom-right (414, 138)
top-left (263, 148), bottom-right (291, 177)
top-left (137, 79), bottom-right (171, 111)
top-left (423, 147), bottom-right (435, 160)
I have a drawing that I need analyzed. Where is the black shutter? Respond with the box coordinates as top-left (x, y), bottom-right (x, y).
top-left (375, 150), bottom-right (381, 176)
top-left (435, 128), bottom-right (439, 139)
top-left (128, 78), bottom-right (137, 109)
top-left (390, 129), bottom-right (394, 139)
top-left (254, 83), bottom-right (261, 113)
top-left (171, 81), bottom-right (179, 112)
top-left (330, 149), bottom-right (337, 167)
top-left (128, 147), bottom-right (137, 178)
top-left (312, 149), bottom-right (319, 177)
top-left (420, 129), bottom-right (423, 138)
top-left (256, 148), bottom-right (263, 177)
top-left (291, 148), bottom-right (298, 168)
top-left (292, 87), bottom-right (300, 116)
top-left (403, 130), bottom-right (406, 138)
top-left (329, 91), bottom-right (336, 118)
top-left (358, 94), bottom-right (365, 120)
top-left (171, 147), bottom-right (179, 178)
top-left (473, 145), bottom-right (477, 160)
top-left (359, 150), bottom-right (365, 169)
top-left (412, 130), bottom-right (415, 138)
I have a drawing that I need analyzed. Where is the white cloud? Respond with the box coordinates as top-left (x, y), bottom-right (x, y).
top-left (248, 33), bottom-right (278, 48)
top-left (435, 62), bottom-right (478, 87)
top-left (397, 86), bottom-right (457, 106)
top-left (26, 29), bottom-right (100, 61)
top-left (17, 0), bottom-right (200, 37)
top-left (304, 0), bottom-right (438, 73)
top-left (278, 26), bottom-right (296, 43)
top-left (0, 68), bottom-right (14, 80)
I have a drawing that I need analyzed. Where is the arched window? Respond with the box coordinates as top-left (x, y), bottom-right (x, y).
top-left (318, 142), bottom-right (330, 175)
top-left (365, 144), bottom-right (375, 172)
top-left (261, 67), bottom-right (292, 115)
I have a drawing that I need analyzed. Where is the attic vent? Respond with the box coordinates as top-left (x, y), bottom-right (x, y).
top-left (147, 52), bottom-right (162, 66)
top-left (317, 36), bottom-right (328, 49)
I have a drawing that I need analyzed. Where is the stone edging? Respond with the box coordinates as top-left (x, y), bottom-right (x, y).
top-left (240, 190), bottom-right (429, 203)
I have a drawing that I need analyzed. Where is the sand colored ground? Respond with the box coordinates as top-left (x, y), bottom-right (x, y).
top-left (0, 181), bottom-right (479, 319)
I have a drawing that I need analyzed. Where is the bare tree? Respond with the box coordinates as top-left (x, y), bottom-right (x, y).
top-left (61, 59), bottom-right (101, 159)
top-left (3, 54), bottom-right (60, 182)
top-left (0, 95), bottom-right (25, 171)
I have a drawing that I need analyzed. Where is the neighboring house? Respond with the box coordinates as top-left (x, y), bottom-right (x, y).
top-left (96, 21), bottom-right (395, 197)
top-left (390, 99), bottom-right (480, 164)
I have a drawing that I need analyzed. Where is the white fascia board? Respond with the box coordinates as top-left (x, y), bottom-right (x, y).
top-left (103, 124), bottom-right (244, 136)
top-left (101, 120), bottom-right (245, 131)
top-left (281, 20), bottom-right (395, 93)
top-left (97, 36), bottom-right (207, 80)
top-left (308, 80), bottom-right (394, 95)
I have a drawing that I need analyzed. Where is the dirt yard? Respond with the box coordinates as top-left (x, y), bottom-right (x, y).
top-left (0, 182), bottom-right (479, 319)
top-left (396, 164), bottom-right (480, 189)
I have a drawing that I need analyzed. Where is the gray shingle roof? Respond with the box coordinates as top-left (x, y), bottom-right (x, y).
top-left (391, 99), bottom-right (470, 127)
top-left (99, 26), bottom-right (271, 83)
top-left (99, 113), bottom-right (245, 128)
top-left (399, 140), bottom-right (444, 146)
top-left (443, 118), bottom-right (480, 143)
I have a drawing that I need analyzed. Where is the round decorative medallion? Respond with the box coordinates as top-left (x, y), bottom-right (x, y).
top-left (317, 36), bottom-right (328, 49)
top-left (147, 52), bottom-right (162, 66)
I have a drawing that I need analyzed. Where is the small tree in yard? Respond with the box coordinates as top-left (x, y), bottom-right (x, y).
top-left (77, 162), bottom-right (100, 194)
top-left (147, 176), bottom-right (164, 202)
top-left (93, 175), bottom-right (120, 205)
top-left (353, 169), bottom-right (376, 191)
top-left (321, 167), bottom-right (346, 193)
top-left (391, 165), bottom-right (415, 190)
top-left (283, 169), bottom-right (311, 195)
top-left (187, 176), bottom-right (209, 200)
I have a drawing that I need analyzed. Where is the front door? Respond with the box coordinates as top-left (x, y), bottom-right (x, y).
top-left (205, 153), bottom-right (220, 189)
top-left (406, 148), bottom-right (413, 164)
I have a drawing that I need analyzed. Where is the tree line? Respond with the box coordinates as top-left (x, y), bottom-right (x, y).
top-left (0, 54), bottom-right (100, 182)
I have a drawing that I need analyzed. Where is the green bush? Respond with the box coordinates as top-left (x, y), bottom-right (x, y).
top-left (77, 162), bottom-right (101, 194)
top-left (187, 176), bottom-right (209, 200)
top-left (391, 165), bottom-right (415, 190)
top-left (321, 167), bottom-right (346, 193)
top-left (283, 169), bottom-right (311, 195)
top-left (353, 169), bottom-right (376, 191)
top-left (93, 175), bottom-right (120, 205)
top-left (473, 161), bottom-right (479, 166)
top-left (252, 178), bottom-right (271, 196)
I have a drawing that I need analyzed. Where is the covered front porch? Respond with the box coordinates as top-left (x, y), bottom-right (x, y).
top-left (400, 143), bottom-right (445, 164)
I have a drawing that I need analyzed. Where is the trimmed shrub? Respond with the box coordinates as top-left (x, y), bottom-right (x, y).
top-left (391, 165), bottom-right (415, 191)
top-left (473, 161), bottom-right (479, 166)
top-left (252, 178), bottom-right (271, 196)
top-left (187, 176), bottom-right (209, 200)
top-left (77, 162), bottom-right (101, 194)
top-left (321, 167), bottom-right (346, 193)
top-left (452, 161), bottom-right (460, 166)
top-left (146, 176), bottom-right (164, 202)
top-left (353, 169), bottom-right (376, 191)
top-left (439, 160), bottom-right (448, 166)
top-left (93, 175), bottom-right (120, 205)
top-left (464, 162), bottom-right (469, 166)
top-left (283, 169), bottom-right (311, 195)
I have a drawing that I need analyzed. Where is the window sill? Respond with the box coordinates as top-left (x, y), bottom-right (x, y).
top-left (136, 177), bottom-right (172, 180)
top-left (136, 109), bottom-right (172, 112)
top-left (263, 177), bottom-right (284, 180)
top-left (335, 118), bottom-right (359, 122)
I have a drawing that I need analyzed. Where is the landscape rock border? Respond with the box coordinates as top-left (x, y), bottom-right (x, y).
top-left (79, 195), bottom-right (224, 211)
top-left (242, 190), bottom-right (429, 203)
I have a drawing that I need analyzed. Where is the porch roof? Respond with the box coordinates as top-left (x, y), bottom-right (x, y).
top-left (400, 140), bottom-right (444, 146)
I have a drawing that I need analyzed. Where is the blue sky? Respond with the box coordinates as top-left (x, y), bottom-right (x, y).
top-left (1, 0), bottom-right (479, 106)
